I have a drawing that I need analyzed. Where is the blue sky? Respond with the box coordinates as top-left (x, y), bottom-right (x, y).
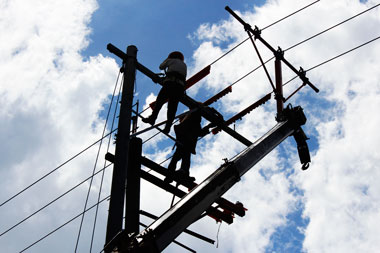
top-left (84, 0), bottom-right (267, 107)
top-left (1, 1), bottom-right (380, 253)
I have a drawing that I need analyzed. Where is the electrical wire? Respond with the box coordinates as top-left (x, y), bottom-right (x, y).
top-left (284, 2), bottom-right (380, 52)
top-left (0, 164), bottom-right (112, 238)
top-left (18, 195), bottom-right (110, 253)
top-left (282, 34), bottom-right (380, 87)
top-left (74, 71), bottom-right (122, 251)
top-left (0, 129), bottom-right (117, 208)
top-left (261, 0), bottom-right (321, 30)
top-left (90, 70), bottom-right (123, 252)
top-left (137, 1), bottom-right (322, 124)
top-left (215, 2), bottom-right (380, 93)
top-left (208, 0), bottom-right (321, 66)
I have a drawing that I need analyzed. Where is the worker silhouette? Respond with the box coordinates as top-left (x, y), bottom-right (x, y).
top-left (164, 106), bottom-right (206, 183)
top-left (142, 51), bottom-right (187, 134)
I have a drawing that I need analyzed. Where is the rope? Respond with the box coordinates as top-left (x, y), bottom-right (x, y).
top-left (89, 71), bottom-right (123, 252)
top-left (74, 71), bottom-right (121, 251)
top-left (216, 222), bottom-right (222, 248)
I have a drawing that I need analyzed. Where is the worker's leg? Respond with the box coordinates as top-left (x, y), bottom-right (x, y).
top-left (179, 151), bottom-right (191, 176)
top-left (163, 83), bottom-right (184, 133)
top-left (168, 148), bottom-right (181, 172)
top-left (143, 84), bottom-right (170, 125)
top-left (164, 147), bottom-right (182, 184)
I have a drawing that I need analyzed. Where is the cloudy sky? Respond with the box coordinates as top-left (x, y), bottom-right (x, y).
top-left (1, 0), bottom-right (380, 252)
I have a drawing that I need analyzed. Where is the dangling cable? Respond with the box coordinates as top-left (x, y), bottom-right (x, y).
top-left (216, 222), bottom-right (222, 248)
top-left (89, 70), bottom-right (123, 252)
top-left (75, 70), bottom-right (121, 252)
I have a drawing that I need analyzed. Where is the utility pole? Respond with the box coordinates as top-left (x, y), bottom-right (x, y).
top-left (105, 45), bottom-right (138, 249)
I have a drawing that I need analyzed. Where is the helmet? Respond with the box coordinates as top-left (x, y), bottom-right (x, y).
top-left (168, 51), bottom-right (184, 61)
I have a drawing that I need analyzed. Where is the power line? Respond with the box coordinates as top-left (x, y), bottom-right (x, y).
top-left (0, 164), bottom-right (112, 238)
top-left (208, 0), bottom-right (321, 66)
top-left (138, 0), bottom-right (321, 115)
top-left (223, 2), bottom-right (380, 91)
top-left (284, 2), bottom-right (380, 52)
top-left (18, 195), bottom-right (110, 253)
top-left (282, 35), bottom-right (380, 87)
top-left (261, 0), bottom-right (320, 30)
top-left (75, 70), bottom-right (121, 251)
top-left (0, 164), bottom-right (111, 237)
top-left (90, 70), bottom-right (123, 252)
top-left (307, 35), bottom-right (380, 72)
top-left (0, 129), bottom-right (117, 208)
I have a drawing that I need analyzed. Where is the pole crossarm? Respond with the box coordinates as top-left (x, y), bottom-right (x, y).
top-left (107, 43), bottom-right (253, 146)
top-left (104, 153), bottom-right (246, 221)
top-left (225, 6), bottom-right (319, 93)
top-left (120, 105), bottom-right (308, 252)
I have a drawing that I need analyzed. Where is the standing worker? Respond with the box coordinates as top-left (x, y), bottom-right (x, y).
top-left (143, 51), bottom-right (187, 134)
top-left (164, 106), bottom-right (205, 183)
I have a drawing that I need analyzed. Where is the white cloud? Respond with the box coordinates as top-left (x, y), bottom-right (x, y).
top-left (0, 0), bottom-right (119, 252)
top-left (2, 0), bottom-right (380, 252)
top-left (184, 0), bottom-right (380, 252)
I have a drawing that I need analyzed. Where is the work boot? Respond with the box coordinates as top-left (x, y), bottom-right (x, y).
top-left (142, 115), bottom-right (156, 125)
top-left (164, 165), bottom-right (176, 184)
top-left (175, 169), bottom-right (189, 178)
top-left (162, 124), bottom-right (171, 134)
top-left (164, 175), bottom-right (173, 184)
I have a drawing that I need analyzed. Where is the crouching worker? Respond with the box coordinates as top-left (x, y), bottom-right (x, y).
top-left (142, 51), bottom-right (187, 134)
top-left (164, 106), bottom-right (206, 184)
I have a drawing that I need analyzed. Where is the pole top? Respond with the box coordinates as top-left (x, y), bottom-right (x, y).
top-left (127, 45), bottom-right (138, 57)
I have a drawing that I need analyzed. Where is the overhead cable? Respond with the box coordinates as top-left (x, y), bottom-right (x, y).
top-left (283, 35), bottom-right (380, 87)
top-left (285, 2), bottom-right (380, 52)
top-left (208, 0), bottom-right (321, 66)
top-left (18, 195), bottom-right (110, 253)
top-left (0, 129), bottom-right (116, 208)
top-left (0, 164), bottom-right (112, 238)
top-left (261, 0), bottom-right (321, 30)
top-left (74, 70), bottom-right (122, 251)
top-left (225, 2), bottom-right (380, 90)
top-left (90, 69), bottom-right (123, 252)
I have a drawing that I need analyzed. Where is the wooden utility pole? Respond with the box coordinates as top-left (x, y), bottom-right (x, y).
top-left (105, 45), bottom-right (138, 248)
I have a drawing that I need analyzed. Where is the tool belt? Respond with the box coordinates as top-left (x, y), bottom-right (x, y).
top-left (165, 71), bottom-right (186, 86)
